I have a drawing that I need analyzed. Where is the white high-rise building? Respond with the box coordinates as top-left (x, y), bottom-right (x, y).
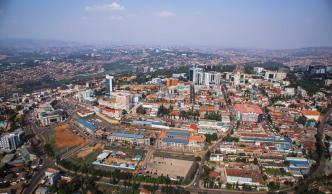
top-left (106, 75), bottom-right (114, 96)
top-left (0, 131), bottom-right (25, 151)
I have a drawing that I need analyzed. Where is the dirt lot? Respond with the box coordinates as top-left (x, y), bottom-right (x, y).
top-left (145, 156), bottom-right (193, 180)
top-left (55, 124), bottom-right (86, 148)
top-left (77, 143), bottom-right (103, 158)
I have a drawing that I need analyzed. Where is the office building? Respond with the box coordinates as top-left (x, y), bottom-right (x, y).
top-left (106, 75), bottom-right (114, 96)
top-left (0, 130), bottom-right (25, 150)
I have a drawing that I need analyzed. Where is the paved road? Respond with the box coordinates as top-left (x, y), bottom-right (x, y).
top-left (22, 111), bottom-right (56, 194)
top-left (23, 157), bottom-right (55, 194)
top-left (308, 108), bottom-right (332, 179)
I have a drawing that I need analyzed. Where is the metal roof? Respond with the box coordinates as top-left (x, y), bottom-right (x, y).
top-left (166, 130), bottom-right (190, 137)
top-left (163, 137), bottom-right (189, 144)
top-left (111, 132), bottom-right (144, 139)
top-left (78, 118), bottom-right (96, 131)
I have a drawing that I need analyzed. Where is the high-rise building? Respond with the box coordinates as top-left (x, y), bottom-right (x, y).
top-left (190, 65), bottom-right (222, 86)
top-left (204, 71), bottom-right (222, 86)
top-left (189, 66), bottom-right (204, 85)
top-left (105, 75), bottom-right (114, 96)
top-left (0, 131), bottom-right (25, 151)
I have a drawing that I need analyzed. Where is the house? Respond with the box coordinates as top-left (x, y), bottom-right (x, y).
top-left (302, 110), bottom-right (320, 121)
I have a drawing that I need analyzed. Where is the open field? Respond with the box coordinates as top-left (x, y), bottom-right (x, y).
top-left (145, 156), bottom-right (193, 180)
top-left (55, 124), bottom-right (86, 148)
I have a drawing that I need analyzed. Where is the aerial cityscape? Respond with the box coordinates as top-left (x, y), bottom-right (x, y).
top-left (0, 0), bottom-right (332, 194)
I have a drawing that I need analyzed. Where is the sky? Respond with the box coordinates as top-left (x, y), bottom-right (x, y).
top-left (0, 0), bottom-right (332, 49)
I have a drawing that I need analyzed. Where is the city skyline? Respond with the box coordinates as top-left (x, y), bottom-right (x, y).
top-left (0, 0), bottom-right (332, 49)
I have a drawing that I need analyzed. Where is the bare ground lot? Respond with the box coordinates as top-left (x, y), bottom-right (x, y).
top-left (55, 124), bottom-right (86, 148)
top-left (145, 156), bottom-right (193, 180)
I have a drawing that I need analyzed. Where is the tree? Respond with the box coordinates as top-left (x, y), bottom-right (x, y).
top-left (122, 109), bottom-right (128, 116)
top-left (157, 105), bottom-right (170, 117)
top-left (44, 143), bottom-right (55, 157)
top-left (296, 116), bottom-right (307, 125)
top-left (205, 133), bottom-right (218, 143)
top-left (267, 182), bottom-right (280, 191)
top-left (136, 105), bottom-right (146, 115)
top-left (204, 112), bottom-right (221, 121)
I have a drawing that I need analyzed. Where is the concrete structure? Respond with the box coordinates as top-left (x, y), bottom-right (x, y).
top-left (225, 168), bottom-right (263, 186)
top-left (106, 74), bottom-right (114, 96)
top-left (115, 92), bottom-right (133, 111)
top-left (158, 130), bottom-right (205, 151)
top-left (234, 104), bottom-right (263, 123)
top-left (0, 130), bottom-right (25, 151)
top-left (35, 103), bottom-right (66, 126)
top-left (77, 118), bottom-right (97, 134)
top-left (107, 132), bottom-right (150, 145)
top-left (189, 66), bottom-right (204, 85)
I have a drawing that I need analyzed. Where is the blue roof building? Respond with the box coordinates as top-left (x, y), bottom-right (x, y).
top-left (163, 138), bottom-right (189, 144)
top-left (77, 118), bottom-right (96, 133)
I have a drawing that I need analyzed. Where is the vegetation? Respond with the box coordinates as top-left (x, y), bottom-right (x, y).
top-left (157, 105), bottom-right (172, 117)
top-left (223, 134), bottom-right (239, 142)
top-left (204, 133), bottom-right (218, 143)
top-left (136, 105), bottom-right (147, 115)
top-left (296, 115), bottom-right (307, 125)
top-left (161, 186), bottom-right (190, 194)
top-left (44, 143), bottom-right (55, 157)
top-left (180, 110), bottom-right (200, 120)
top-left (204, 112), bottom-right (221, 121)
top-left (267, 181), bottom-right (280, 191)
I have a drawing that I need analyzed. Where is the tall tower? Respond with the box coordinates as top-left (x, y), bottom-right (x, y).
top-left (105, 75), bottom-right (114, 96)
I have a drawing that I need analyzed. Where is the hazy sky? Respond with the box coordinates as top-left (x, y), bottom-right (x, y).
top-left (0, 0), bottom-right (332, 49)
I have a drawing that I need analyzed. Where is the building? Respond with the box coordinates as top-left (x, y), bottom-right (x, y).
top-left (264, 71), bottom-right (287, 81)
top-left (233, 66), bottom-right (246, 86)
top-left (35, 103), bottom-right (66, 126)
top-left (189, 65), bottom-right (222, 86)
top-left (75, 89), bottom-right (97, 105)
top-left (106, 74), bottom-right (114, 96)
top-left (301, 110), bottom-right (320, 121)
top-left (115, 92), bottom-right (133, 111)
top-left (45, 168), bottom-right (61, 185)
top-left (107, 132), bottom-right (150, 145)
top-left (286, 157), bottom-right (310, 175)
top-left (158, 130), bottom-right (205, 151)
top-left (210, 153), bottom-right (223, 162)
top-left (0, 130), bottom-right (25, 151)
top-left (224, 168), bottom-right (264, 186)
top-left (234, 104), bottom-right (263, 123)
top-left (166, 79), bottom-right (179, 87)
top-left (76, 118), bottom-right (97, 134)
top-left (204, 71), bottom-right (222, 86)
top-left (189, 66), bottom-right (204, 85)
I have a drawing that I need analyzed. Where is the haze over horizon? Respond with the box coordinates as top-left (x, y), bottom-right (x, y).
top-left (0, 0), bottom-right (332, 49)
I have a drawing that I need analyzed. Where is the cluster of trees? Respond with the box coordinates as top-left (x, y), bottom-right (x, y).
top-left (204, 112), bottom-right (221, 121)
top-left (180, 110), bottom-right (200, 120)
top-left (136, 105), bottom-right (147, 115)
top-left (44, 143), bottom-right (55, 157)
top-left (204, 133), bottom-right (218, 143)
top-left (157, 105), bottom-right (172, 117)
top-left (223, 134), bottom-right (239, 142)
top-left (0, 107), bottom-right (24, 131)
top-left (161, 186), bottom-right (190, 194)
top-left (58, 159), bottom-right (179, 185)
top-left (267, 181), bottom-right (280, 191)
top-left (296, 116), bottom-right (307, 125)
top-left (133, 175), bottom-right (175, 185)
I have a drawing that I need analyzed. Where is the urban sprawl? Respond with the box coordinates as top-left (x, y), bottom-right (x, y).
top-left (0, 47), bottom-right (332, 194)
